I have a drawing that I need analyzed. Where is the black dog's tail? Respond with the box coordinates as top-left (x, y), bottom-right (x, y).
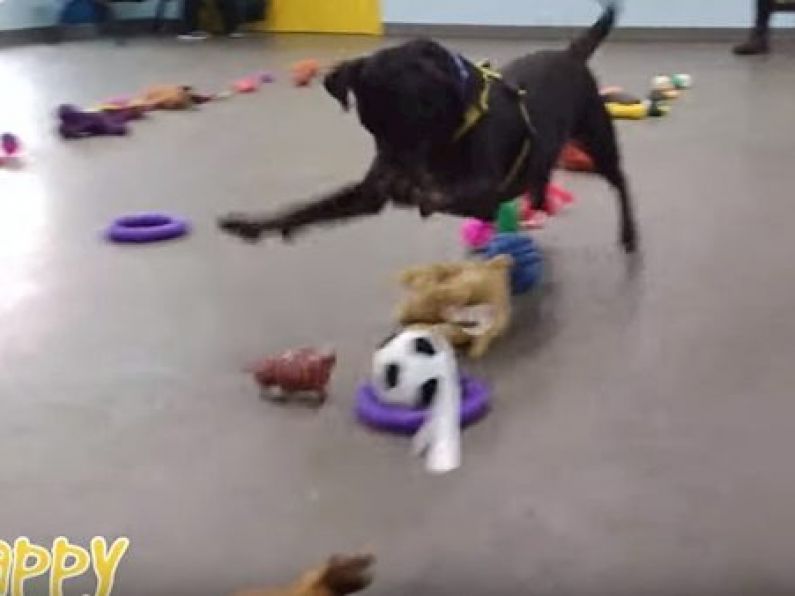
top-left (568, 1), bottom-right (619, 62)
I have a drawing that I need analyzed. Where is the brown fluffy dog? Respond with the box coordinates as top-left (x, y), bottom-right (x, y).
top-left (232, 554), bottom-right (374, 596)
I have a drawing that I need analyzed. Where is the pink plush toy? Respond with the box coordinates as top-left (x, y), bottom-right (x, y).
top-left (520, 183), bottom-right (575, 229)
top-left (460, 218), bottom-right (495, 250)
top-left (461, 182), bottom-right (576, 248)
top-left (234, 77), bottom-right (260, 93)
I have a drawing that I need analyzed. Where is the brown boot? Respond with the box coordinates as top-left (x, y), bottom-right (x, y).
top-left (733, 32), bottom-right (770, 55)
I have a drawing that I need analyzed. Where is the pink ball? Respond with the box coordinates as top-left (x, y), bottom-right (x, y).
top-left (460, 218), bottom-right (494, 250)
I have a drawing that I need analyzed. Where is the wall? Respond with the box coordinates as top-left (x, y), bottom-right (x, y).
top-left (0, 0), bottom-right (176, 31)
top-left (383, 0), bottom-right (784, 28)
top-left (2, 0), bottom-right (792, 32)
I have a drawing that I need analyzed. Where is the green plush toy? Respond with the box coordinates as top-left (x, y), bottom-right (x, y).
top-left (496, 200), bottom-right (521, 233)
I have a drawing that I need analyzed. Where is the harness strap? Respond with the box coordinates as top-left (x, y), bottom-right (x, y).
top-left (453, 63), bottom-right (497, 141)
top-left (452, 62), bottom-right (535, 191)
top-left (499, 94), bottom-right (534, 192)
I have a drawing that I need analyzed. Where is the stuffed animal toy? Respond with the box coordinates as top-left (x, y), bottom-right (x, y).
top-left (558, 140), bottom-right (595, 172)
top-left (600, 87), bottom-right (642, 105)
top-left (481, 233), bottom-right (544, 295)
top-left (139, 85), bottom-right (198, 110)
top-left (248, 347), bottom-right (337, 404)
top-left (291, 59), bottom-right (321, 87)
top-left (234, 77), bottom-right (260, 93)
top-left (650, 75), bottom-right (681, 99)
top-left (0, 133), bottom-right (21, 165)
top-left (605, 99), bottom-right (669, 120)
top-left (232, 553), bottom-right (374, 596)
top-left (57, 104), bottom-right (144, 139)
top-left (396, 256), bottom-right (513, 359)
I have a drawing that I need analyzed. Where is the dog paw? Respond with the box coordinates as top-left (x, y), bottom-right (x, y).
top-left (218, 214), bottom-right (266, 242)
top-left (621, 226), bottom-right (638, 253)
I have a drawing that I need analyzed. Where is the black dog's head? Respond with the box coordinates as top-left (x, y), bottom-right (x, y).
top-left (324, 39), bottom-right (469, 165)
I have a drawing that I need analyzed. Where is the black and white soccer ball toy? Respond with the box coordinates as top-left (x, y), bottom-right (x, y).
top-left (372, 328), bottom-right (456, 408)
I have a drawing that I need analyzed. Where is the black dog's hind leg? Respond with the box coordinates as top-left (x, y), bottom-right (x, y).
top-left (576, 102), bottom-right (638, 253)
top-left (219, 182), bottom-right (387, 242)
top-left (523, 144), bottom-right (558, 213)
top-left (527, 168), bottom-right (552, 214)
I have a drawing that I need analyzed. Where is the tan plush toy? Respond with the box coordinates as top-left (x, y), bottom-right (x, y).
top-left (396, 256), bottom-right (513, 358)
top-left (139, 85), bottom-right (196, 110)
top-left (231, 554), bottom-right (374, 596)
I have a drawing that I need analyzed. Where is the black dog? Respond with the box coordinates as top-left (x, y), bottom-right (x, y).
top-left (220, 2), bottom-right (637, 253)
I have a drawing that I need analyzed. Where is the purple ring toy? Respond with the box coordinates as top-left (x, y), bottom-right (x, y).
top-left (355, 374), bottom-right (490, 435)
top-left (106, 213), bottom-right (189, 244)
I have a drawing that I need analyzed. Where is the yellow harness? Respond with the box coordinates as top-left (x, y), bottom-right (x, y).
top-left (453, 63), bottom-right (534, 192)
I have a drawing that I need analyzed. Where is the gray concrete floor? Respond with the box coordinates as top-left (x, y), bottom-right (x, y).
top-left (1, 33), bottom-right (795, 596)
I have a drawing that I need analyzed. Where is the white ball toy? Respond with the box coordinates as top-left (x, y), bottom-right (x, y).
top-left (372, 328), bottom-right (454, 408)
top-left (372, 327), bottom-right (462, 474)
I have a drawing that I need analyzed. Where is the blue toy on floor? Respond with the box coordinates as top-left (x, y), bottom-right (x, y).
top-left (480, 233), bottom-right (543, 295)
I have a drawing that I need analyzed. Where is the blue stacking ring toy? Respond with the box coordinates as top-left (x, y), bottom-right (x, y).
top-left (106, 213), bottom-right (190, 244)
top-left (479, 233), bottom-right (543, 295)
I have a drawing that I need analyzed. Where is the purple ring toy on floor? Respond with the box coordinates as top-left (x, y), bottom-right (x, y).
top-left (355, 374), bottom-right (490, 435)
top-left (106, 213), bottom-right (190, 244)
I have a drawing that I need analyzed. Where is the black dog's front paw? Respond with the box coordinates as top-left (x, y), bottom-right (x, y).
top-left (218, 214), bottom-right (267, 243)
top-left (621, 225), bottom-right (638, 253)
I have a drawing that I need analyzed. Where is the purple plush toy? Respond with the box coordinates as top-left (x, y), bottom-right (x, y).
top-left (2, 133), bottom-right (20, 156)
top-left (0, 132), bottom-right (21, 166)
top-left (57, 104), bottom-right (144, 139)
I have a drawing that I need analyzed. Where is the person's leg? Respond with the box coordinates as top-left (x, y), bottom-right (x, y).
top-left (754, 0), bottom-right (775, 32)
top-left (734, 0), bottom-right (774, 55)
top-left (217, 0), bottom-right (241, 35)
top-left (178, 0), bottom-right (209, 38)
top-left (182, 0), bottom-right (201, 32)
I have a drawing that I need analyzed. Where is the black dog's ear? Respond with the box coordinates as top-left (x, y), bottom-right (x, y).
top-left (323, 59), bottom-right (365, 111)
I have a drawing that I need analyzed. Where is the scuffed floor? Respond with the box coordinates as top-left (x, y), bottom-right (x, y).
top-left (1, 34), bottom-right (795, 595)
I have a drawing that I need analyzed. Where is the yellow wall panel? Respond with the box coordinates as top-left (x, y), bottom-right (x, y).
top-left (257, 0), bottom-right (382, 35)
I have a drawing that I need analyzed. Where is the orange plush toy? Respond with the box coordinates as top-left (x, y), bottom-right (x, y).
top-left (291, 59), bottom-right (321, 87)
top-left (558, 141), bottom-right (595, 173)
top-left (231, 554), bottom-right (374, 596)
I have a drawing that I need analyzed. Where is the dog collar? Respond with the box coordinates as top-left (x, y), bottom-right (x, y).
top-left (450, 52), bottom-right (470, 86)
top-left (453, 62), bottom-right (501, 142)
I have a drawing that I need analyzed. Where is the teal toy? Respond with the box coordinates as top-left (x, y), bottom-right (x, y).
top-left (670, 74), bottom-right (692, 90)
